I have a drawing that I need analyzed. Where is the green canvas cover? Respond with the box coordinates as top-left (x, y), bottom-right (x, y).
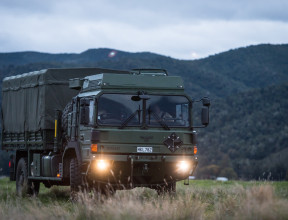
top-left (2, 68), bottom-right (129, 133)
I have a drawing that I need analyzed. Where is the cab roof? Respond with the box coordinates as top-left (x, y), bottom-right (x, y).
top-left (79, 73), bottom-right (185, 92)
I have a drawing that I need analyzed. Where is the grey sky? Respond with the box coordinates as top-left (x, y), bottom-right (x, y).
top-left (1, 0), bottom-right (288, 59)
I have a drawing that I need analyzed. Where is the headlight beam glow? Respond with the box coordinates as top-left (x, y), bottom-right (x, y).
top-left (96, 159), bottom-right (109, 171)
top-left (176, 161), bottom-right (190, 173)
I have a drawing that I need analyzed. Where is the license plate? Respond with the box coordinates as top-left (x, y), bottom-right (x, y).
top-left (137, 147), bottom-right (153, 153)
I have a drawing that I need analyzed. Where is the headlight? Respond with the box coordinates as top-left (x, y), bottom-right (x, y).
top-left (95, 160), bottom-right (109, 171)
top-left (176, 161), bottom-right (191, 173)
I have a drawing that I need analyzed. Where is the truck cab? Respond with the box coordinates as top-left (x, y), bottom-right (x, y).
top-left (66, 69), bottom-right (209, 193)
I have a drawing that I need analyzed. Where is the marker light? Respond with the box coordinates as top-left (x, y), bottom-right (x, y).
top-left (91, 144), bottom-right (98, 152)
top-left (176, 161), bottom-right (190, 173)
top-left (96, 160), bottom-right (109, 171)
top-left (194, 146), bottom-right (198, 155)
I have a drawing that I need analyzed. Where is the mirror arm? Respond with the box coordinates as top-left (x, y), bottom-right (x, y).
top-left (191, 124), bottom-right (208, 129)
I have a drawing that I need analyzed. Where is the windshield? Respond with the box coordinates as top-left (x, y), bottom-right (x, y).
top-left (98, 94), bottom-right (142, 126)
top-left (97, 94), bottom-right (190, 127)
top-left (147, 95), bottom-right (190, 127)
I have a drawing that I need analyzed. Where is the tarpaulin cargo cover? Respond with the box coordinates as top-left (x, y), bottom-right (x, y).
top-left (2, 68), bottom-right (129, 133)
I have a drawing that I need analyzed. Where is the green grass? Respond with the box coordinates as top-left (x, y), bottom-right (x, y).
top-left (179, 179), bottom-right (288, 199)
top-left (0, 178), bottom-right (288, 220)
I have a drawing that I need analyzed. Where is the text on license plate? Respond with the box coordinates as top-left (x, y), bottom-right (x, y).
top-left (137, 147), bottom-right (153, 153)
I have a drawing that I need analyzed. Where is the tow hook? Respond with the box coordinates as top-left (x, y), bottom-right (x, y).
top-left (142, 163), bottom-right (149, 174)
top-left (184, 177), bottom-right (189, 185)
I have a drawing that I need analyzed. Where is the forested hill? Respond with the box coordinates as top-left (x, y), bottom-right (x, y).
top-left (1, 44), bottom-right (288, 99)
top-left (184, 44), bottom-right (288, 98)
top-left (0, 43), bottom-right (287, 180)
top-left (197, 83), bottom-right (288, 180)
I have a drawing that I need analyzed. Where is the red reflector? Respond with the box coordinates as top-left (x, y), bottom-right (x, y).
top-left (9, 161), bottom-right (11, 168)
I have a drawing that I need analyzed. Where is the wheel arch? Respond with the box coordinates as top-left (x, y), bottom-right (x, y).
top-left (62, 141), bottom-right (82, 180)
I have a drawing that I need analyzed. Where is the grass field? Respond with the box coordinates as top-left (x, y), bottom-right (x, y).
top-left (0, 178), bottom-right (288, 220)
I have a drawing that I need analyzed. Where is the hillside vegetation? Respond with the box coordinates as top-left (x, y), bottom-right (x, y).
top-left (0, 43), bottom-right (288, 180)
top-left (197, 83), bottom-right (288, 180)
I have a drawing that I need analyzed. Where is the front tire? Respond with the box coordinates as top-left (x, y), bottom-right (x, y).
top-left (154, 181), bottom-right (176, 195)
top-left (70, 158), bottom-right (81, 193)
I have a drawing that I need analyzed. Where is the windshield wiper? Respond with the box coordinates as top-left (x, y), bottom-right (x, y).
top-left (119, 110), bottom-right (140, 129)
top-left (149, 110), bottom-right (170, 130)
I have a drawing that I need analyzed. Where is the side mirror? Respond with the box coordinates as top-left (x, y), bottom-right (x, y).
top-left (131, 94), bottom-right (150, 101)
top-left (131, 96), bottom-right (141, 101)
top-left (191, 97), bottom-right (210, 129)
top-left (80, 99), bottom-right (90, 125)
top-left (202, 97), bottom-right (210, 107)
top-left (201, 106), bottom-right (209, 126)
top-left (139, 94), bottom-right (150, 100)
top-left (192, 131), bottom-right (197, 146)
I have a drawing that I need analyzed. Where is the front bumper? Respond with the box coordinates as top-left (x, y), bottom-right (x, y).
top-left (86, 154), bottom-right (198, 187)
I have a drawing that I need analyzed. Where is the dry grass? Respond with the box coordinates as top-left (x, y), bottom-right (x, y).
top-left (0, 178), bottom-right (287, 220)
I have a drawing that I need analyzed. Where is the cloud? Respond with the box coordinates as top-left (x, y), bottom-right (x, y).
top-left (0, 0), bottom-right (288, 59)
top-left (4, 0), bottom-right (285, 22)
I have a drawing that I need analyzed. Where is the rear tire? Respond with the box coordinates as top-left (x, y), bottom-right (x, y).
top-left (16, 158), bottom-right (40, 196)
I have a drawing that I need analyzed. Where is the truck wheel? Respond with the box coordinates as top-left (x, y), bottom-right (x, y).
top-left (155, 181), bottom-right (176, 195)
top-left (70, 158), bottom-right (81, 193)
top-left (27, 181), bottom-right (40, 196)
top-left (16, 158), bottom-right (40, 196)
top-left (100, 183), bottom-right (116, 197)
top-left (43, 181), bottom-right (52, 188)
top-left (93, 182), bottom-right (115, 197)
top-left (167, 181), bottom-right (176, 193)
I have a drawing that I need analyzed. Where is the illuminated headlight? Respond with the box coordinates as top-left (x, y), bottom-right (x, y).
top-left (176, 161), bottom-right (191, 173)
top-left (95, 160), bottom-right (109, 171)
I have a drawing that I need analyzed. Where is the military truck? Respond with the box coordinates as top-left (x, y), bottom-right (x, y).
top-left (1, 68), bottom-right (210, 196)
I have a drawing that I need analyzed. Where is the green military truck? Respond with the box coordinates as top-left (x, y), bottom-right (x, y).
top-left (1, 68), bottom-right (210, 196)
